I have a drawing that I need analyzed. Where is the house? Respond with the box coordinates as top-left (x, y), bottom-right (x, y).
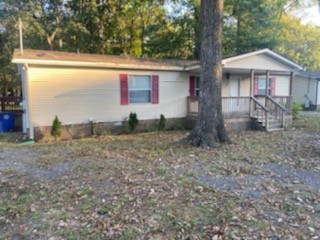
top-left (12, 48), bottom-right (303, 140)
top-left (293, 71), bottom-right (320, 110)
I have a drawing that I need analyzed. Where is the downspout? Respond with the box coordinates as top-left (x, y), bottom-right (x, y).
top-left (21, 65), bottom-right (27, 134)
top-left (316, 78), bottom-right (319, 110)
top-left (305, 73), bottom-right (311, 108)
top-left (24, 64), bottom-right (34, 139)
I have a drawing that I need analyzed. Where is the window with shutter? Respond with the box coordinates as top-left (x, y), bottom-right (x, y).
top-left (189, 76), bottom-right (195, 97)
top-left (152, 75), bottom-right (159, 104)
top-left (121, 75), bottom-right (159, 104)
top-left (120, 74), bottom-right (129, 105)
top-left (254, 76), bottom-right (276, 96)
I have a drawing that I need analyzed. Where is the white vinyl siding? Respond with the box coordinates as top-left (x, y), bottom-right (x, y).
top-left (293, 76), bottom-right (318, 106)
top-left (224, 53), bottom-right (294, 71)
top-left (275, 75), bottom-right (290, 96)
top-left (223, 73), bottom-right (290, 97)
top-left (28, 66), bottom-right (189, 127)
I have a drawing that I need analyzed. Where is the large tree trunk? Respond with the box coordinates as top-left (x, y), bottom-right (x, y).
top-left (187, 0), bottom-right (231, 148)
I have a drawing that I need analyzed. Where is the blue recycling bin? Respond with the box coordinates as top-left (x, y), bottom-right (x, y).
top-left (0, 112), bottom-right (15, 132)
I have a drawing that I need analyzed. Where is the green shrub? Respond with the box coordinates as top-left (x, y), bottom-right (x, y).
top-left (158, 114), bottom-right (166, 130)
top-left (128, 112), bottom-right (139, 132)
top-left (51, 115), bottom-right (62, 140)
top-left (292, 102), bottom-right (303, 120)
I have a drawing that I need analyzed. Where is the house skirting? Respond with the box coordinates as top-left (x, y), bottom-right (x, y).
top-left (187, 115), bottom-right (293, 131)
top-left (33, 118), bottom-right (187, 141)
top-left (33, 115), bottom-right (293, 141)
top-left (187, 116), bottom-right (257, 131)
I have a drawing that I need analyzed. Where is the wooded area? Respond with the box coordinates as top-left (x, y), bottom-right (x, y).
top-left (0, 0), bottom-right (320, 97)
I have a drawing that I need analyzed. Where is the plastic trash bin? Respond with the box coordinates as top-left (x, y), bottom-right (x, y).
top-left (0, 112), bottom-right (15, 132)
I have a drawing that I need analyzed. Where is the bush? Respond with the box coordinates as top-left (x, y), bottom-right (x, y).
top-left (128, 112), bottom-right (139, 132)
top-left (51, 115), bottom-right (62, 140)
top-left (158, 114), bottom-right (166, 131)
top-left (292, 102), bottom-right (303, 120)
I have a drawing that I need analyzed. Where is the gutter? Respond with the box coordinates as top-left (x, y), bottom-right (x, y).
top-left (316, 78), bottom-right (319, 109)
top-left (12, 59), bottom-right (186, 72)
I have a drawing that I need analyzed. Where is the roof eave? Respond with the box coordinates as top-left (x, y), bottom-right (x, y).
top-left (222, 49), bottom-right (304, 71)
top-left (12, 59), bottom-right (186, 71)
top-left (185, 65), bottom-right (200, 71)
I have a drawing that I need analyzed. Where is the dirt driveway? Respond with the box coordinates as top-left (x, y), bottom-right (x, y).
top-left (0, 115), bottom-right (320, 239)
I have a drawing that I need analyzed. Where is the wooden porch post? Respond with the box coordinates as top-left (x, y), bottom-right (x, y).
top-left (265, 70), bottom-right (270, 96)
top-left (289, 72), bottom-right (294, 96)
top-left (250, 69), bottom-right (254, 97)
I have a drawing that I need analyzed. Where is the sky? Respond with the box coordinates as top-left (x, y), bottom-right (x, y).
top-left (300, 6), bottom-right (320, 26)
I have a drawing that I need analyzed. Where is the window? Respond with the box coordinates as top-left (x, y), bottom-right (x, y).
top-left (195, 77), bottom-right (200, 96)
top-left (257, 77), bottom-right (272, 95)
top-left (128, 75), bottom-right (151, 103)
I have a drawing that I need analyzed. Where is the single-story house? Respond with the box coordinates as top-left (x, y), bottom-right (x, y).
top-left (12, 48), bottom-right (303, 140)
top-left (293, 71), bottom-right (320, 110)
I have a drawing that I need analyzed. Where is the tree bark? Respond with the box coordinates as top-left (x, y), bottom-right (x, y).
top-left (187, 0), bottom-right (231, 148)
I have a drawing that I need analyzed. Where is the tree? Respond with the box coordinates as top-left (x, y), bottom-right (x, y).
top-left (276, 15), bottom-right (320, 71)
top-left (187, 0), bottom-right (231, 148)
top-left (223, 0), bottom-right (280, 56)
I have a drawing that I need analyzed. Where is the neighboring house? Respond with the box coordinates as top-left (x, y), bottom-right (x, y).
top-left (293, 71), bottom-right (320, 110)
top-left (12, 48), bottom-right (303, 140)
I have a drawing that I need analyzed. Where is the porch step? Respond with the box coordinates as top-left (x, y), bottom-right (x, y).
top-left (256, 119), bottom-right (280, 125)
top-left (267, 127), bottom-right (284, 132)
top-left (251, 115), bottom-right (284, 132)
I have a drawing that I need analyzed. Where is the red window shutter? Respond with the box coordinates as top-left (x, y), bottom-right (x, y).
top-left (120, 74), bottom-right (128, 105)
top-left (270, 77), bottom-right (276, 96)
top-left (254, 76), bottom-right (259, 96)
top-left (189, 76), bottom-right (195, 97)
top-left (152, 75), bottom-right (159, 104)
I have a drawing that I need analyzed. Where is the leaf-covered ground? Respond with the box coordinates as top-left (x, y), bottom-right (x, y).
top-left (0, 113), bottom-right (320, 239)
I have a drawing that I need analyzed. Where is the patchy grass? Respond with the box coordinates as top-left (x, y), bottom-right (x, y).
top-left (0, 115), bottom-right (320, 239)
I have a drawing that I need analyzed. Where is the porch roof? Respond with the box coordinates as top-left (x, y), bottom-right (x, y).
top-left (186, 49), bottom-right (304, 72)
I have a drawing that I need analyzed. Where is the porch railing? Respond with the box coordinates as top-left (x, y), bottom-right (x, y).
top-left (266, 96), bottom-right (286, 128)
top-left (222, 97), bottom-right (251, 118)
top-left (272, 96), bottom-right (293, 114)
top-left (187, 95), bottom-right (291, 118)
top-left (250, 96), bottom-right (269, 129)
top-left (255, 95), bottom-right (292, 115)
top-left (187, 96), bottom-right (251, 118)
top-left (187, 96), bottom-right (199, 116)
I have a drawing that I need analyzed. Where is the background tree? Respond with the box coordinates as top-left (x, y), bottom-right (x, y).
top-left (1, 0), bottom-right (320, 97)
top-left (276, 15), bottom-right (320, 70)
top-left (223, 0), bottom-right (280, 55)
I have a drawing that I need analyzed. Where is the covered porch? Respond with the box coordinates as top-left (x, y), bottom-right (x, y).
top-left (186, 68), bottom-right (295, 131)
top-left (185, 49), bottom-right (303, 131)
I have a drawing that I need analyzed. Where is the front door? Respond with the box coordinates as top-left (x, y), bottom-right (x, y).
top-left (229, 77), bottom-right (240, 97)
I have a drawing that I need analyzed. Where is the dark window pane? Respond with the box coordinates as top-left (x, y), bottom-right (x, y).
top-left (129, 90), bottom-right (151, 103)
top-left (196, 77), bottom-right (200, 88)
